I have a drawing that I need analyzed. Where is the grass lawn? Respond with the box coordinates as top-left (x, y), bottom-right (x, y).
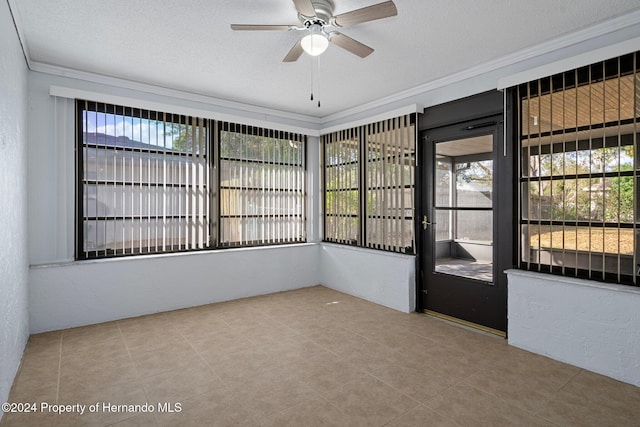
top-left (529, 226), bottom-right (634, 255)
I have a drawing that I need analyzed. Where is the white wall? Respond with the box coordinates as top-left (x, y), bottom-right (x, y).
top-left (306, 135), bottom-right (322, 243)
top-left (26, 71), bottom-right (325, 333)
top-left (22, 9), bottom-right (640, 387)
top-left (30, 244), bottom-right (320, 333)
top-left (0, 0), bottom-right (30, 416)
top-left (507, 270), bottom-right (640, 387)
top-left (320, 243), bottom-right (416, 313)
top-left (27, 72), bottom-right (324, 265)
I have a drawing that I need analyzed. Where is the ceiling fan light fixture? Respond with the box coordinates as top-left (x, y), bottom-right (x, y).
top-left (301, 24), bottom-right (329, 56)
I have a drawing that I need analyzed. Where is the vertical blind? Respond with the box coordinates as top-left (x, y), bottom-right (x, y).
top-left (218, 122), bottom-right (306, 247)
top-left (323, 113), bottom-right (416, 253)
top-left (323, 128), bottom-right (361, 245)
top-left (364, 115), bottom-right (416, 253)
top-left (77, 100), bottom-right (306, 259)
top-left (517, 52), bottom-right (639, 285)
top-left (78, 101), bottom-right (209, 259)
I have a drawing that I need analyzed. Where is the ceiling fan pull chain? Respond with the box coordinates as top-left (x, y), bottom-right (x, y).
top-left (310, 53), bottom-right (315, 102)
top-left (316, 55), bottom-right (321, 108)
top-left (307, 43), bottom-right (322, 107)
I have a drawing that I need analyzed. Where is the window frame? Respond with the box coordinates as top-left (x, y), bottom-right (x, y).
top-left (322, 127), bottom-right (361, 246)
top-left (322, 114), bottom-right (417, 254)
top-left (515, 52), bottom-right (640, 286)
top-left (75, 99), bottom-right (307, 260)
top-left (217, 122), bottom-right (307, 248)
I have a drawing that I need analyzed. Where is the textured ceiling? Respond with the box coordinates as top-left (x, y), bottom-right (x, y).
top-left (11, 0), bottom-right (640, 117)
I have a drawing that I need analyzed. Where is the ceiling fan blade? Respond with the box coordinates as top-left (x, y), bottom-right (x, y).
top-left (292, 0), bottom-right (316, 17)
top-left (283, 39), bottom-right (304, 62)
top-left (230, 24), bottom-right (296, 31)
top-left (330, 32), bottom-right (374, 58)
top-left (333, 1), bottom-right (397, 27)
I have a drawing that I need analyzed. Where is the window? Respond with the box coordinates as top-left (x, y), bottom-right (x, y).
top-left (76, 100), bottom-right (306, 259)
top-left (364, 116), bottom-right (416, 252)
top-left (77, 101), bottom-right (210, 258)
top-left (324, 128), bottom-right (360, 245)
top-left (517, 52), bottom-right (639, 285)
top-left (323, 114), bottom-right (416, 253)
top-left (219, 123), bottom-right (306, 247)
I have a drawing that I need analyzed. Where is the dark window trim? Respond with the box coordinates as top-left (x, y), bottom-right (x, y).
top-left (76, 100), bottom-right (308, 260)
top-left (515, 51), bottom-right (640, 287)
top-left (322, 114), bottom-right (417, 255)
top-left (217, 122), bottom-right (307, 247)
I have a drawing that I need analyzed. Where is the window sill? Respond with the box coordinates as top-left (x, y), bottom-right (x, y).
top-left (321, 242), bottom-right (416, 260)
top-left (31, 242), bottom-right (319, 269)
top-left (505, 269), bottom-right (640, 295)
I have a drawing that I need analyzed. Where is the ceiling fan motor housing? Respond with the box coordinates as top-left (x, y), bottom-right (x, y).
top-left (299, 0), bottom-right (335, 25)
top-left (231, 0), bottom-right (397, 61)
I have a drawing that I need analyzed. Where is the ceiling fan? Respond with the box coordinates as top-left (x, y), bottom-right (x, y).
top-left (230, 0), bottom-right (397, 62)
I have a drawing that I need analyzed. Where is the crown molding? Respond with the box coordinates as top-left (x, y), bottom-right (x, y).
top-left (30, 61), bottom-right (322, 127)
top-left (320, 104), bottom-right (423, 135)
top-left (498, 35), bottom-right (640, 89)
top-left (322, 8), bottom-right (640, 124)
top-left (20, 7), bottom-right (640, 131)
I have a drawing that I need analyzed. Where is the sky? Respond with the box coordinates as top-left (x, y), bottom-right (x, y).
top-left (83, 111), bottom-right (178, 148)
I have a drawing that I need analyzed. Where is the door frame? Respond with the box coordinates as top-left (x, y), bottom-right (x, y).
top-left (415, 90), bottom-right (514, 334)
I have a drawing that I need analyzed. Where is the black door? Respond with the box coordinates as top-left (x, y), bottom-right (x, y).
top-left (418, 110), bottom-right (512, 334)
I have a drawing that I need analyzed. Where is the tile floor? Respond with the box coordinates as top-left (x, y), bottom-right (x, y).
top-left (2, 285), bottom-right (640, 426)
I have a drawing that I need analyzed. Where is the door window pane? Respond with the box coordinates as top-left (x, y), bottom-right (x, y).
top-left (434, 134), bottom-right (494, 282)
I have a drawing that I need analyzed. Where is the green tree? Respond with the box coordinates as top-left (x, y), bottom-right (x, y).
top-left (167, 123), bottom-right (205, 154)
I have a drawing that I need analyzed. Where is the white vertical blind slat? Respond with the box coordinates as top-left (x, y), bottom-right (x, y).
top-left (322, 113), bottom-right (415, 252)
